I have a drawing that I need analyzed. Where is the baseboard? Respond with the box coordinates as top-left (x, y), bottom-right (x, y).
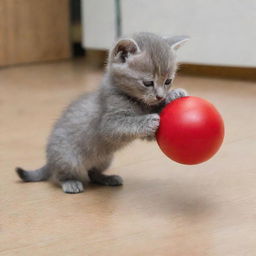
top-left (179, 64), bottom-right (256, 81)
top-left (84, 50), bottom-right (108, 68)
top-left (84, 50), bottom-right (256, 81)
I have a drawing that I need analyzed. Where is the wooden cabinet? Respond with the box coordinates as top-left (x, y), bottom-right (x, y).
top-left (0, 0), bottom-right (71, 67)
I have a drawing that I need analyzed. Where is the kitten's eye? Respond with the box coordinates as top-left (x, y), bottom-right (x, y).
top-left (165, 78), bottom-right (172, 85)
top-left (143, 81), bottom-right (154, 87)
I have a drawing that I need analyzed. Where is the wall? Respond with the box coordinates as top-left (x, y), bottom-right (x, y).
top-left (82, 0), bottom-right (256, 67)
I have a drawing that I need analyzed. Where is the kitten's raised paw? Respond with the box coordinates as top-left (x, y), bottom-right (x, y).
top-left (61, 180), bottom-right (84, 194)
top-left (88, 171), bottom-right (123, 186)
top-left (166, 88), bottom-right (188, 103)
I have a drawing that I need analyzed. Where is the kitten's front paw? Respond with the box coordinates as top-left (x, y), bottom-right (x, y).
top-left (166, 88), bottom-right (188, 104)
top-left (142, 114), bottom-right (160, 136)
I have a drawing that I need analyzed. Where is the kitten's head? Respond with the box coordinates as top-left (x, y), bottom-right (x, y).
top-left (107, 32), bottom-right (189, 106)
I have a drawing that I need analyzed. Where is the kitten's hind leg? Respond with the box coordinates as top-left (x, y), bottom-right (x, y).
top-left (88, 169), bottom-right (123, 186)
top-left (88, 157), bottom-right (123, 186)
top-left (50, 164), bottom-right (85, 193)
top-left (61, 180), bottom-right (84, 194)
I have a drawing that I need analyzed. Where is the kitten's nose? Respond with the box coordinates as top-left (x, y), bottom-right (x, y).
top-left (156, 96), bottom-right (164, 101)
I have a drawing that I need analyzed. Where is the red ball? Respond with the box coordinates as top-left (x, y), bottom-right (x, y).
top-left (156, 96), bottom-right (224, 165)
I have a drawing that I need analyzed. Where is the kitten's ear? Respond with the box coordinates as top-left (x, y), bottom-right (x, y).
top-left (110, 38), bottom-right (141, 63)
top-left (164, 36), bottom-right (190, 51)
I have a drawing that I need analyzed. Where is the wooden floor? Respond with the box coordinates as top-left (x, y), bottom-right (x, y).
top-left (1, 59), bottom-right (256, 256)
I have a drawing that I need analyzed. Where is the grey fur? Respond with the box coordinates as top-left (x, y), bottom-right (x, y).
top-left (16, 166), bottom-right (50, 182)
top-left (16, 32), bottom-right (188, 193)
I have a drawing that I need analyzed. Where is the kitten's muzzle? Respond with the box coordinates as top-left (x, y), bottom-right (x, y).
top-left (156, 96), bottom-right (164, 101)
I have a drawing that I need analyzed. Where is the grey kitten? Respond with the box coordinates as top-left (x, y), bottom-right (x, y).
top-left (16, 32), bottom-right (189, 194)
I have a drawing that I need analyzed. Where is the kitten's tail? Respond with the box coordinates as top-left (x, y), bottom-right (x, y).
top-left (16, 165), bottom-right (50, 182)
